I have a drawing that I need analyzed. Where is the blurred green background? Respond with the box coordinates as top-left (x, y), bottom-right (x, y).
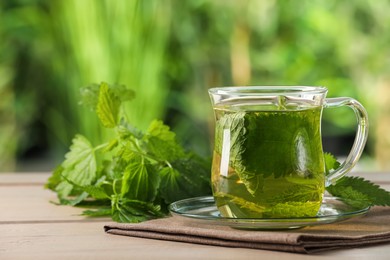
top-left (1, 0), bottom-right (390, 172)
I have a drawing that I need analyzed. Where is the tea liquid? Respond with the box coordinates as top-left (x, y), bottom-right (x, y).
top-left (212, 107), bottom-right (325, 218)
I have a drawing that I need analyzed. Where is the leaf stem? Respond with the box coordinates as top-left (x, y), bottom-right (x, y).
top-left (94, 142), bottom-right (110, 151)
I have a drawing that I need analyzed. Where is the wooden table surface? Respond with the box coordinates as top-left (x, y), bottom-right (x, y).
top-left (1, 172), bottom-right (390, 259)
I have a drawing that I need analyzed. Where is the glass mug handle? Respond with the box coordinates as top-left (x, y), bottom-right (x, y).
top-left (324, 97), bottom-right (369, 186)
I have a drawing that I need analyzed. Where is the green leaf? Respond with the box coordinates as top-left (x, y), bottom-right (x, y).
top-left (100, 159), bottom-right (119, 181)
top-left (159, 155), bottom-right (211, 204)
top-left (82, 185), bottom-right (110, 200)
top-left (264, 201), bottom-right (320, 218)
top-left (120, 199), bottom-right (162, 217)
top-left (214, 111), bottom-right (246, 160)
top-left (121, 156), bottom-right (160, 202)
top-left (117, 121), bottom-right (144, 140)
top-left (58, 175), bottom-right (109, 205)
top-left (324, 152), bottom-right (340, 175)
top-left (59, 191), bottom-right (89, 206)
top-left (147, 120), bottom-right (176, 141)
top-left (214, 109), bottom-right (323, 195)
top-left (45, 165), bottom-right (63, 191)
top-left (96, 82), bottom-right (121, 128)
top-left (62, 134), bottom-right (97, 187)
top-left (144, 120), bottom-right (185, 161)
top-left (83, 208), bottom-right (112, 217)
top-left (214, 192), bottom-right (320, 218)
top-left (112, 209), bottom-right (141, 223)
top-left (79, 83), bottom-right (100, 110)
top-left (51, 134), bottom-right (97, 201)
top-left (215, 112), bottom-right (265, 195)
top-left (110, 83), bottom-right (135, 102)
top-left (55, 180), bottom-right (74, 201)
top-left (80, 82), bottom-right (134, 112)
top-left (158, 166), bottom-right (182, 203)
top-left (326, 176), bottom-right (390, 207)
top-left (329, 186), bottom-right (371, 208)
top-left (111, 196), bottom-right (163, 223)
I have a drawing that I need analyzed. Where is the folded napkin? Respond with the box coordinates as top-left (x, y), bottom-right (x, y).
top-left (104, 206), bottom-right (390, 254)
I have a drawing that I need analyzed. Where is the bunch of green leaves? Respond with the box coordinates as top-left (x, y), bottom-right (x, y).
top-left (46, 82), bottom-right (211, 223)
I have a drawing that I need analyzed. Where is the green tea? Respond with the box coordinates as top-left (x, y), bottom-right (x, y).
top-left (211, 106), bottom-right (325, 218)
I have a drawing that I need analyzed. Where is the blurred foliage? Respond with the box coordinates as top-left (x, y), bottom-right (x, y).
top-left (1, 0), bottom-right (390, 171)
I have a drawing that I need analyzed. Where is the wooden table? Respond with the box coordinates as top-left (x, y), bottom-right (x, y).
top-left (1, 172), bottom-right (390, 259)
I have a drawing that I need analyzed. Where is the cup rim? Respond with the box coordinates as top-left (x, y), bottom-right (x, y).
top-left (208, 86), bottom-right (328, 95)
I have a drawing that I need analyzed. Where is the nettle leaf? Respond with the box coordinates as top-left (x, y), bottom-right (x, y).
top-left (100, 159), bottom-right (119, 181)
top-left (110, 83), bottom-right (135, 102)
top-left (240, 110), bottom-right (322, 179)
top-left (62, 134), bottom-right (97, 186)
top-left (215, 112), bottom-right (265, 195)
top-left (96, 82), bottom-right (121, 128)
top-left (79, 83), bottom-right (100, 110)
top-left (80, 82), bottom-right (134, 117)
top-left (59, 175), bottom-right (109, 206)
top-left (51, 170), bottom-right (88, 206)
top-left (264, 201), bottom-right (320, 218)
top-left (158, 166), bottom-right (182, 204)
top-left (45, 165), bottom-right (63, 191)
top-left (326, 176), bottom-right (390, 207)
top-left (53, 135), bottom-right (97, 201)
top-left (55, 180), bottom-right (74, 201)
top-left (215, 109), bottom-right (323, 196)
top-left (59, 191), bottom-right (89, 206)
top-left (144, 120), bottom-right (185, 161)
top-left (111, 196), bottom-right (163, 223)
top-left (159, 155), bottom-right (211, 204)
top-left (121, 156), bottom-right (160, 202)
top-left (215, 112), bottom-right (254, 192)
top-left (115, 138), bottom-right (140, 163)
top-left (81, 185), bottom-right (110, 200)
top-left (214, 111), bottom-right (246, 156)
top-left (324, 152), bottom-right (341, 175)
top-left (83, 208), bottom-right (112, 217)
top-left (328, 186), bottom-right (371, 208)
top-left (147, 119), bottom-right (176, 141)
top-left (117, 122), bottom-right (144, 140)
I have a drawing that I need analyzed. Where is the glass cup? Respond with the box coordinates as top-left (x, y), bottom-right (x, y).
top-left (208, 86), bottom-right (368, 218)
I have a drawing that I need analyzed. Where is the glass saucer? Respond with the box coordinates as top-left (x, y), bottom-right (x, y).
top-left (168, 196), bottom-right (370, 230)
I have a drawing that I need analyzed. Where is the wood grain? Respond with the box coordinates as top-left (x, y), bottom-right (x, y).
top-left (1, 172), bottom-right (390, 259)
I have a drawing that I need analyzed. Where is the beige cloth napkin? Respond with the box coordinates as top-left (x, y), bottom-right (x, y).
top-left (104, 206), bottom-right (390, 254)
